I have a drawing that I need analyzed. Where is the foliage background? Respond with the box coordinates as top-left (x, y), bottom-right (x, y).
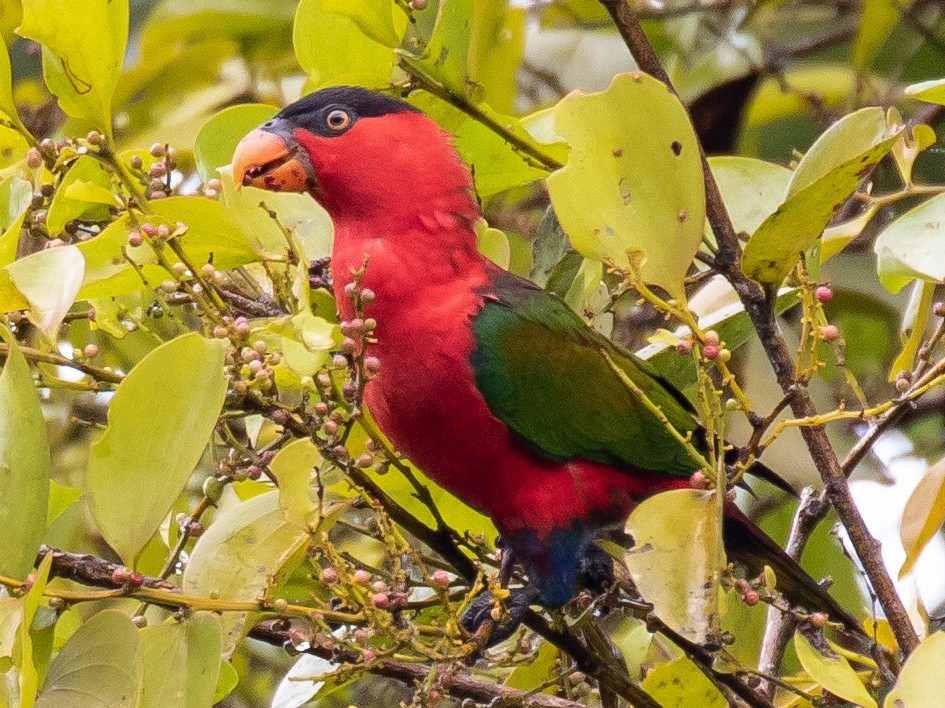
top-left (3, 0), bottom-right (945, 706)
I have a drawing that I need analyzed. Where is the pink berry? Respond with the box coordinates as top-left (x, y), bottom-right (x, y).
top-left (703, 344), bottom-right (720, 360)
top-left (371, 592), bottom-right (389, 608)
top-left (675, 339), bottom-right (692, 355)
top-left (353, 569), bottom-right (371, 585)
top-left (743, 590), bottom-right (759, 606)
top-left (703, 330), bottom-right (720, 346)
top-left (815, 286), bottom-right (833, 303)
top-left (820, 325), bottom-right (839, 342)
top-left (431, 570), bottom-right (450, 589)
top-left (321, 567), bottom-right (339, 584)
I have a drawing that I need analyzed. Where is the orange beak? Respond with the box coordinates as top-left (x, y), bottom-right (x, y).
top-left (231, 128), bottom-right (314, 192)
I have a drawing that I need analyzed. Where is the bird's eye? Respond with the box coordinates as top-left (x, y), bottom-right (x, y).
top-left (326, 109), bottom-right (351, 131)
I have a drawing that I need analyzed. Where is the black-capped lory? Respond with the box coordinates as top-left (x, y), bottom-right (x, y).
top-left (231, 86), bottom-right (863, 638)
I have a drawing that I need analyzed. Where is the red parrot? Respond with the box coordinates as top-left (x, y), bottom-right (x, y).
top-left (232, 86), bottom-right (862, 636)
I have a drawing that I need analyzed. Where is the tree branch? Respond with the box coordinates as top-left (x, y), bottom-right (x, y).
top-left (24, 548), bottom-right (587, 708)
top-left (598, 0), bottom-right (920, 657)
top-left (251, 620), bottom-right (589, 708)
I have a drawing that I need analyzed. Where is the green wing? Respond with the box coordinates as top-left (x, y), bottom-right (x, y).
top-left (471, 270), bottom-right (701, 479)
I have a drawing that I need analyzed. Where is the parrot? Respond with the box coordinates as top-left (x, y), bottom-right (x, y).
top-left (231, 86), bottom-right (864, 638)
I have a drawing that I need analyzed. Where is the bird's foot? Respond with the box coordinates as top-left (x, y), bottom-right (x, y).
top-left (577, 541), bottom-right (616, 595)
top-left (460, 585), bottom-right (538, 656)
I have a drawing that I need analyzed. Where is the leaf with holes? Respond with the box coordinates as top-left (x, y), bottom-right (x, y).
top-left (547, 72), bottom-right (705, 302)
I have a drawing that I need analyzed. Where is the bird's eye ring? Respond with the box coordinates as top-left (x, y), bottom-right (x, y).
top-left (326, 109), bottom-right (351, 131)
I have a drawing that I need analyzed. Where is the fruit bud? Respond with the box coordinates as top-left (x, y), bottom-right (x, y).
top-left (703, 330), bottom-right (720, 346)
top-left (371, 592), bottom-right (390, 608)
top-left (431, 570), bottom-right (450, 589)
top-left (675, 339), bottom-right (692, 355)
top-left (353, 569), bottom-right (371, 585)
top-left (321, 567), bottom-right (339, 584)
top-left (819, 325), bottom-right (840, 342)
top-left (25, 147), bottom-right (42, 169)
top-left (815, 286), bottom-right (833, 303)
top-left (703, 344), bottom-right (720, 360)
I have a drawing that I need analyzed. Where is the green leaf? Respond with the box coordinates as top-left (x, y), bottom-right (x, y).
top-left (18, 0), bottom-right (128, 135)
top-left (87, 333), bottom-right (227, 565)
top-left (194, 104), bottom-right (277, 183)
top-left (183, 491), bottom-right (309, 657)
top-left (293, 0), bottom-right (395, 88)
top-left (4, 246), bottom-right (85, 338)
top-left (742, 107), bottom-right (901, 287)
top-left (623, 489), bottom-right (723, 643)
top-left (547, 72), bottom-right (706, 301)
top-left (884, 631), bottom-right (945, 707)
top-left (476, 222), bottom-right (510, 269)
top-left (218, 171), bottom-right (332, 260)
top-left (642, 656), bottom-right (727, 708)
top-left (708, 156), bottom-right (791, 236)
top-left (904, 77), bottom-right (945, 105)
top-left (409, 0), bottom-right (475, 98)
top-left (35, 610), bottom-right (142, 708)
top-left (322, 0), bottom-right (406, 47)
top-left (794, 630), bottom-right (876, 708)
top-left (213, 661), bottom-right (238, 703)
top-left (139, 614), bottom-right (222, 708)
top-left (874, 192), bottom-right (945, 293)
top-left (269, 438), bottom-right (318, 530)
top-left (900, 455), bottom-right (945, 579)
top-left (46, 156), bottom-right (114, 232)
top-left (0, 329), bottom-right (50, 579)
top-left (852, 0), bottom-right (899, 68)
top-left (76, 196), bottom-right (261, 300)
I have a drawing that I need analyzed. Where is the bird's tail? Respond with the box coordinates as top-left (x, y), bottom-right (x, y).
top-left (722, 503), bottom-right (867, 639)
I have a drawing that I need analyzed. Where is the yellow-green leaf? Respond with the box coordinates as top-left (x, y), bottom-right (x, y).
top-left (0, 175), bottom-right (34, 266)
top-left (322, 0), bottom-right (406, 47)
top-left (794, 630), bottom-right (877, 708)
top-left (0, 329), bottom-right (50, 580)
top-left (139, 614), bottom-right (222, 708)
top-left (885, 631), bottom-right (945, 707)
top-left (194, 103), bottom-right (277, 183)
top-left (4, 245), bottom-right (84, 337)
top-left (900, 454), bottom-right (945, 579)
top-left (642, 656), bottom-right (727, 708)
top-left (18, 0), bottom-right (128, 135)
top-left (708, 156), bottom-right (791, 236)
top-left (87, 333), bottom-right (227, 565)
top-left (547, 72), bottom-right (705, 301)
top-left (46, 156), bottom-right (114, 231)
top-left (269, 438), bottom-right (318, 530)
top-left (852, 0), bottom-right (899, 68)
top-left (874, 192), bottom-right (945, 293)
top-left (293, 0), bottom-right (395, 89)
top-left (623, 489), bottom-right (723, 643)
top-left (742, 108), bottom-right (901, 287)
top-left (183, 491), bottom-right (309, 658)
top-left (905, 77), bottom-right (945, 105)
top-left (35, 610), bottom-right (142, 708)
top-left (0, 34), bottom-right (26, 138)
top-left (889, 280), bottom-right (933, 382)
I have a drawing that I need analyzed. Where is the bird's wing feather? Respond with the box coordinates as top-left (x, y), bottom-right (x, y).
top-left (470, 268), bottom-right (700, 479)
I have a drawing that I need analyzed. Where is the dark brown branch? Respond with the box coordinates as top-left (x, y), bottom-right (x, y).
top-left (32, 547), bottom-right (587, 708)
top-left (598, 0), bottom-right (920, 657)
top-left (250, 620), bottom-right (589, 708)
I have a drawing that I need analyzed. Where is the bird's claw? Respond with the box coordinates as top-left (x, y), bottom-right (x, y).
top-left (460, 585), bottom-right (538, 654)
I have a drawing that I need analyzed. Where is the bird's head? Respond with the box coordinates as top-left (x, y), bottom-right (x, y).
top-left (232, 86), bottom-right (477, 224)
